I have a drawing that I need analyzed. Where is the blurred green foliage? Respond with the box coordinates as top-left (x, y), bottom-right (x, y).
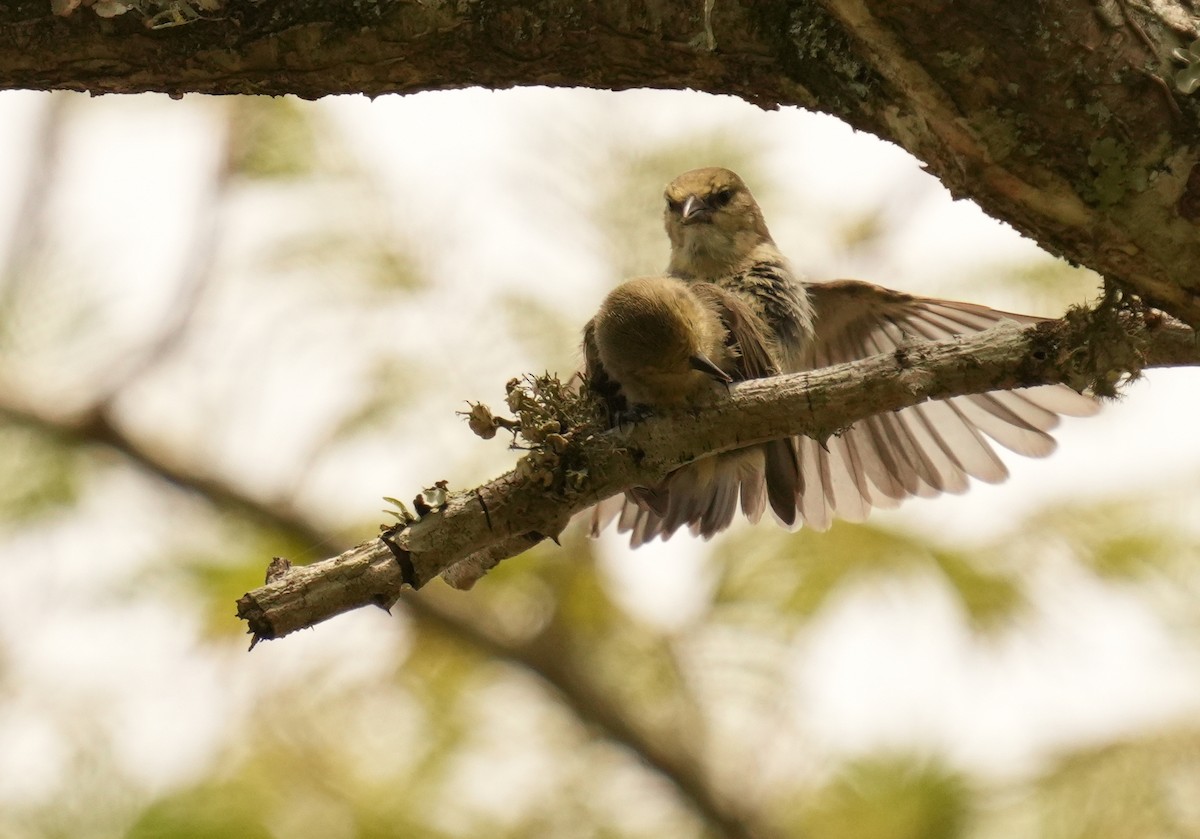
top-left (0, 423), bottom-right (83, 522)
top-left (1018, 497), bottom-right (1199, 581)
top-left (128, 788), bottom-right (276, 839)
top-left (956, 258), bottom-right (1102, 316)
top-left (716, 522), bottom-right (1026, 633)
top-left (800, 756), bottom-right (973, 839)
top-left (1034, 732), bottom-right (1200, 839)
top-left (228, 96), bottom-right (325, 180)
top-left (0, 92), bottom-right (1197, 839)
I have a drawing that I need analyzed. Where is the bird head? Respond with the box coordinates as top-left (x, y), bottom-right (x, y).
top-left (593, 276), bottom-right (731, 407)
top-left (663, 167), bottom-right (773, 278)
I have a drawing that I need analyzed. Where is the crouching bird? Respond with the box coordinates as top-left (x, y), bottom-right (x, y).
top-left (584, 275), bottom-right (801, 544)
top-left (585, 167), bottom-right (1099, 546)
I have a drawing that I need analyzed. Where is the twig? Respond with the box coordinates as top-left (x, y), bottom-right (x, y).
top-left (0, 392), bottom-right (774, 839)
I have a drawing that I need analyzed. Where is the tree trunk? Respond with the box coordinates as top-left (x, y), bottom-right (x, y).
top-left (4, 0), bottom-right (1200, 324)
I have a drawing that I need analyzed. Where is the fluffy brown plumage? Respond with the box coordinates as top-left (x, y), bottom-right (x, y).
top-left (587, 276), bottom-right (733, 407)
top-left (584, 276), bottom-right (800, 544)
top-left (588, 167), bottom-right (1099, 544)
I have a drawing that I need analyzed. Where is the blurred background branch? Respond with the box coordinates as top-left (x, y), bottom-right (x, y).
top-left (0, 94), bottom-right (776, 839)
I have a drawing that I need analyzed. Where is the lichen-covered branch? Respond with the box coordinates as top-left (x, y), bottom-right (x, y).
top-left (236, 306), bottom-right (1200, 643)
top-left (812, 0), bottom-right (1200, 324)
top-left (5, 2), bottom-right (1200, 326)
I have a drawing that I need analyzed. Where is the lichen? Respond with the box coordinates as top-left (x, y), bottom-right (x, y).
top-left (502, 374), bottom-right (607, 497)
top-left (974, 107), bottom-right (1024, 163)
top-left (1171, 37), bottom-right (1200, 95)
top-left (936, 47), bottom-right (985, 73)
top-left (51, 0), bottom-right (223, 27)
top-left (1083, 136), bottom-right (1149, 207)
top-left (1057, 289), bottom-right (1150, 398)
top-left (1084, 100), bottom-right (1112, 126)
top-left (783, 1), bottom-right (877, 103)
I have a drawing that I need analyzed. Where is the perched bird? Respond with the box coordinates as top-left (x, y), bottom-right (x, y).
top-left (587, 167), bottom-right (1099, 544)
top-left (586, 276), bottom-right (735, 408)
top-left (584, 276), bottom-right (800, 541)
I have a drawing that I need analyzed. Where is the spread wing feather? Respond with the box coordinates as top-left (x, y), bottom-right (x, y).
top-left (586, 277), bottom-right (1096, 543)
top-left (788, 280), bottom-right (1098, 530)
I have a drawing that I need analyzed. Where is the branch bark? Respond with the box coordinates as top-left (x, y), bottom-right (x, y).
top-left (236, 306), bottom-right (1200, 642)
top-left (5, 2), bottom-right (1200, 325)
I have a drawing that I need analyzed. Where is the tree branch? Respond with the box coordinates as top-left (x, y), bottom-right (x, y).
top-left (0, 391), bottom-right (775, 839)
top-left (0, 87), bottom-right (776, 836)
top-left (236, 305), bottom-right (1200, 642)
top-left (6, 2), bottom-right (1200, 326)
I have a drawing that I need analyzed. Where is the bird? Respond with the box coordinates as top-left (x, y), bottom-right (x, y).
top-left (584, 275), bottom-right (801, 541)
top-left (585, 166), bottom-right (1099, 545)
top-left (586, 275), bottom-right (736, 409)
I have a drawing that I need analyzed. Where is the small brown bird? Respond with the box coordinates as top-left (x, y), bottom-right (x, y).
top-left (587, 167), bottom-right (1099, 544)
top-left (586, 276), bottom-right (734, 408)
top-left (584, 276), bottom-right (800, 542)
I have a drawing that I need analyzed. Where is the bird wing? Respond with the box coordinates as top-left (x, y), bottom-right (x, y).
top-left (690, 282), bottom-right (777, 379)
top-left (581, 316), bottom-right (629, 421)
top-left (692, 282), bottom-right (801, 526)
top-left (791, 279), bottom-right (1099, 530)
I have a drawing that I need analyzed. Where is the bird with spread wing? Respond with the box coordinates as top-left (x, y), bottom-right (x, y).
top-left (584, 167), bottom-right (1099, 546)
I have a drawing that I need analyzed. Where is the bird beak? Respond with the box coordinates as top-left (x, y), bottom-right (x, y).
top-left (680, 194), bottom-right (711, 225)
top-left (689, 353), bottom-right (732, 383)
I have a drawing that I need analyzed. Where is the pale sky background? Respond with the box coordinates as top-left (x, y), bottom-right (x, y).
top-left (1, 86), bottom-right (1199, 819)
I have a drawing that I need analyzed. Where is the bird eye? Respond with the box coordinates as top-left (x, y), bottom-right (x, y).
top-left (666, 196), bottom-right (683, 214)
top-left (712, 188), bottom-right (735, 208)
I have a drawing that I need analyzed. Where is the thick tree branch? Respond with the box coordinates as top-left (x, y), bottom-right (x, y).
top-left (6, 2), bottom-right (1200, 326)
top-left (812, 0), bottom-right (1200, 324)
top-left (236, 307), bottom-right (1200, 641)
